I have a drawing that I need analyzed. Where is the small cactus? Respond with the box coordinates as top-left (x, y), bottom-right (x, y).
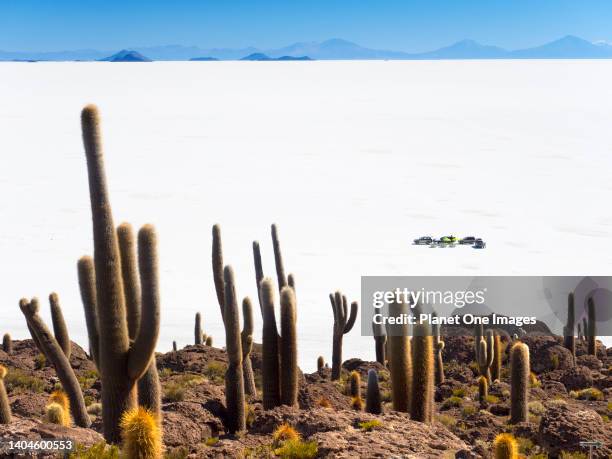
top-left (0, 365), bottom-right (11, 424)
top-left (195, 312), bottom-right (203, 345)
top-left (205, 336), bottom-right (213, 346)
top-left (587, 297), bottom-right (596, 356)
top-left (329, 292), bottom-right (358, 380)
top-left (350, 396), bottom-right (364, 411)
top-left (372, 320), bottom-right (386, 366)
top-left (493, 433), bottom-right (518, 459)
top-left (222, 266), bottom-right (246, 433)
top-left (349, 371), bottom-right (361, 398)
top-left (120, 407), bottom-right (162, 459)
top-left (2, 334), bottom-right (12, 355)
top-left (172, 341), bottom-right (177, 352)
top-left (478, 375), bottom-right (488, 404)
top-left (563, 292), bottom-right (575, 358)
top-left (280, 287), bottom-right (298, 407)
top-left (317, 356), bottom-right (325, 372)
top-left (365, 369), bottom-right (382, 414)
top-left (49, 293), bottom-right (71, 359)
top-left (387, 300), bottom-right (411, 413)
top-left (582, 317), bottom-right (587, 341)
top-left (509, 342), bottom-right (529, 423)
top-left (50, 390), bottom-right (71, 421)
top-left (45, 403), bottom-right (68, 426)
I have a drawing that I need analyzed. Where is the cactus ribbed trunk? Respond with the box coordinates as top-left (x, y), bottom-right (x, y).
top-left (388, 301), bottom-right (411, 413)
top-left (587, 297), bottom-right (596, 356)
top-left (172, 341), bottom-right (177, 352)
top-left (212, 224), bottom-right (225, 322)
top-left (19, 299), bottom-right (90, 427)
top-left (49, 293), bottom-right (71, 359)
top-left (280, 287), bottom-right (298, 407)
top-left (252, 241), bottom-right (264, 315)
top-left (411, 323), bottom-right (433, 423)
top-left (195, 313), bottom-right (203, 345)
top-left (0, 366), bottom-right (11, 424)
top-left (432, 320), bottom-right (444, 385)
top-left (478, 375), bottom-right (488, 404)
top-left (138, 361), bottom-right (161, 421)
top-left (349, 371), bottom-right (361, 398)
top-left (563, 293), bottom-right (575, 358)
top-left (117, 223), bottom-right (141, 340)
top-left (261, 278), bottom-right (280, 409)
top-left (491, 333), bottom-right (502, 382)
top-left (317, 356), bottom-right (324, 372)
top-left (2, 334), bottom-right (12, 355)
top-left (241, 297), bottom-right (257, 396)
top-left (365, 369), bottom-right (382, 414)
top-left (222, 266), bottom-right (246, 433)
top-left (271, 224), bottom-right (287, 292)
top-left (77, 257), bottom-right (100, 368)
top-left (372, 320), bottom-right (386, 366)
top-left (510, 342), bottom-right (529, 424)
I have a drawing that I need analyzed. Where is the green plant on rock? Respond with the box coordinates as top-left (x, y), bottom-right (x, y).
top-left (19, 298), bottom-right (90, 427)
top-left (358, 419), bottom-right (382, 431)
top-left (69, 442), bottom-right (120, 459)
top-left (329, 291), bottom-right (358, 381)
top-left (510, 342), bottom-right (529, 424)
top-left (78, 105), bottom-right (160, 443)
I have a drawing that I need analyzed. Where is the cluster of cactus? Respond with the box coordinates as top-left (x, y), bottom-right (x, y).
top-left (365, 369), bottom-right (382, 414)
top-left (120, 407), bottom-right (162, 459)
top-left (509, 342), bottom-right (530, 423)
top-left (77, 105), bottom-right (160, 443)
top-left (252, 225), bottom-right (298, 410)
top-left (474, 325), bottom-right (501, 384)
top-left (19, 298), bottom-right (90, 428)
top-left (45, 390), bottom-right (71, 426)
top-left (329, 291), bottom-right (358, 380)
top-left (0, 365), bottom-right (11, 424)
top-left (563, 292), bottom-right (576, 358)
top-left (2, 333), bottom-right (12, 355)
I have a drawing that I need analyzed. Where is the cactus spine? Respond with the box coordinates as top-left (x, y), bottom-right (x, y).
top-left (563, 292), bottom-right (575, 358)
top-left (388, 301), bottom-right (411, 412)
top-left (365, 369), bottom-right (382, 414)
top-left (49, 293), bottom-right (71, 359)
top-left (195, 312), bottom-right (203, 345)
top-left (19, 298), bottom-right (90, 427)
top-left (411, 322), bottom-right (434, 423)
top-left (222, 266), bottom-right (246, 433)
top-left (2, 334), bottom-right (11, 355)
top-left (261, 278), bottom-right (281, 409)
top-left (280, 287), bottom-right (298, 407)
top-left (587, 297), bottom-right (596, 356)
top-left (509, 342), bottom-right (529, 423)
top-left (493, 433), bottom-right (519, 459)
top-left (241, 297), bottom-right (257, 396)
top-left (0, 365), bottom-right (11, 424)
top-left (478, 375), bottom-right (488, 404)
top-left (329, 292), bottom-right (358, 380)
top-left (491, 332), bottom-right (502, 382)
top-left (432, 318), bottom-right (445, 384)
top-left (80, 105), bottom-right (160, 443)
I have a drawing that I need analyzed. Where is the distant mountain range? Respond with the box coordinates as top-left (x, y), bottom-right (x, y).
top-left (3, 36), bottom-right (612, 61)
top-left (100, 50), bottom-right (152, 62)
top-left (239, 53), bottom-right (312, 61)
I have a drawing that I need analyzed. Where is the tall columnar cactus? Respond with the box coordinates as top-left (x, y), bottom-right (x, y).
top-left (387, 300), bottom-right (411, 413)
top-left (411, 322), bottom-right (434, 423)
top-left (77, 256), bottom-right (99, 367)
top-left (172, 341), bottom-right (177, 352)
top-left (317, 356), bottom-right (324, 372)
top-left (212, 224), bottom-right (226, 322)
top-left (582, 317), bottom-right (587, 342)
top-left (365, 369), bottom-right (382, 415)
top-left (252, 241), bottom-right (264, 314)
top-left (19, 298), bottom-right (90, 427)
top-left (329, 291), bottom-right (358, 380)
top-left (222, 266), bottom-right (246, 433)
top-left (49, 293), bottom-right (71, 359)
top-left (2, 334), bottom-right (12, 355)
top-left (80, 105), bottom-right (160, 444)
top-left (241, 297), bottom-right (257, 396)
top-left (271, 224), bottom-right (287, 292)
top-left (0, 365), bottom-right (11, 424)
top-left (432, 319), bottom-right (445, 385)
top-left (195, 313), bottom-right (203, 345)
top-left (261, 278), bottom-right (280, 409)
top-left (577, 322), bottom-right (582, 340)
top-left (509, 342), bottom-right (529, 424)
top-left (587, 297), bottom-right (596, 356)
top-left (563, 292), bottom-right (575, 358)
top-left (280, 287), bottom-right (298, 407)
top-left (478, 375), bottom-right (488, 404)
top-left (372, 320), bottom-right (386, 366)
top-left (475, 329), bottom-right (494, 384)
top-left (491, 332), bottom-right (502, 382)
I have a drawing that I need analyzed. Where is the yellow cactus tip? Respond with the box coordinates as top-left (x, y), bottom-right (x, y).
top-left (272, 423), bottom-right (300, 447)
top-left (493, 433), bottom-right (518, 459)
top-left (0, 365), bottom-right (7, 379)
top-left (120, 407), bottom-right (162, 459)
top-left (350, 396), bottom-right (364, 411)
top-left (49, 390), bottom-right (70, 417)
top-left (45, 402), bottom-right (70, 427)
top-left (81, 104), bottom-right (100, 120)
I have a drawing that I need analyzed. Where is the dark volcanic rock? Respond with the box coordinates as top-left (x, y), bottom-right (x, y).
top-left (560, 366), bottom-right (593, 391)
top-left (520, 336), bottom-right (574, 373)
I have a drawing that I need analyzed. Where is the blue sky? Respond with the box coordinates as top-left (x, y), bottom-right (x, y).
top-left (1, 0), bottom-right (611, 52)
